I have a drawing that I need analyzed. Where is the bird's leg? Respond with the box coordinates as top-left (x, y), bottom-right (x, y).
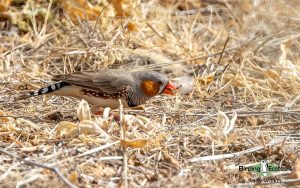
top-left (91, 105), bottom-right (120, 121)
top-left (91, 105), bottom-right (104, 116)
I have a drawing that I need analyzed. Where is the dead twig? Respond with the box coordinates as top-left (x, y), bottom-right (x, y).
top-left (189, 137), bottom-right (288, 163)
top-left (0, 148), bottom-right (77, 188)
top-left (105, 160), bottom-right (155, 176)
top-left (77, 140), bottom-right (121, 157)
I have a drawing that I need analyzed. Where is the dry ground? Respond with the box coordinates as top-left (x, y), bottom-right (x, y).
top-left (0, 0), bottom-right (300, 187)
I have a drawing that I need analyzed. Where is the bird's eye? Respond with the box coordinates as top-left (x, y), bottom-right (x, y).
top-left (158, 81), bottom-right (163, 84)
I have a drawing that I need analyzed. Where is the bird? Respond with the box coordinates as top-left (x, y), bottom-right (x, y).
top-left (18, 69), bottom-right (177, 110)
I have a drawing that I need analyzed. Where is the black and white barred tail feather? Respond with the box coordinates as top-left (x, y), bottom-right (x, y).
top-left (16, 81), bottom-right (69, 100)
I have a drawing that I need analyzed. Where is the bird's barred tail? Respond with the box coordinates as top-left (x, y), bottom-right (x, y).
top-left (16, 81), bottom-right (69, 100)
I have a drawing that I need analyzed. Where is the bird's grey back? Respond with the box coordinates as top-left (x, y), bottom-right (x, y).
top-left (52, 69), bottom-right (135, 93)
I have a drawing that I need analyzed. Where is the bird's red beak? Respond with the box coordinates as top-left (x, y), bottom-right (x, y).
top-left (162, 82), bottom-right (177, 95)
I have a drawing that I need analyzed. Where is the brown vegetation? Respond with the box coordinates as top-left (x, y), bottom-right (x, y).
top-left (0, 0), bottom-right (299, 187)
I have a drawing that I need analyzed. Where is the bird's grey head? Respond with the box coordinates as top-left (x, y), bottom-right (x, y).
top-left (134, 71), bottom-right (169, 94)
top-left (127, 71), bottom-right (171, 107)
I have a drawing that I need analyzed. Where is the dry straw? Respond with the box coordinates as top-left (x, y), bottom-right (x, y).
top-left (0, 0), bottom-right (300, 187)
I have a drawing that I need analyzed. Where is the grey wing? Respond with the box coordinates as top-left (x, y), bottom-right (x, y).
top-left (52, 70), bottom-right (134, 96)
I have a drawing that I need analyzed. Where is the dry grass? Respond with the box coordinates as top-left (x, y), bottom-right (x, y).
top-left (0, 0), bottom-right (300, 187)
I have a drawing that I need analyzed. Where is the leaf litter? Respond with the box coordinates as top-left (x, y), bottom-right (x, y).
top-left (0, 0), bottom-right (299, 187)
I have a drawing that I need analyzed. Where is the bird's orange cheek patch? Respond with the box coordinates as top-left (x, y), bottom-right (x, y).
top-left (141, 80), bottom-right (160, 97)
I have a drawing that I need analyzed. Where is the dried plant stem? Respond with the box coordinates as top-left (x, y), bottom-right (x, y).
top-left (134, 39), bottom-right (251, 71)
top-left (119, 99), bottom-right (128, 188)
top-left (48, 141), bottom-right (121, 170)
top-left (0, 148), bottom-right (77, 188)
top-left (0, 115), bottom-right (34, 119)
top-left (133, 109), bottom-right (300, 118)
top-left (40, 0), bottom-right (53, 37)
top-left (146, 22), bottom-right (165, 40)
top-left (2, 1), bottom-right (300, 187)
top-left (208, 36), bottom-right (230, 93)
top-left (189, 137), bottom-right (288, 163)
top-left (77, 140), bottom-right (121, 157)
top-left (105, 160), bottom-right (155, 176)
top-left (253, 121), bottom-right (300, 128)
